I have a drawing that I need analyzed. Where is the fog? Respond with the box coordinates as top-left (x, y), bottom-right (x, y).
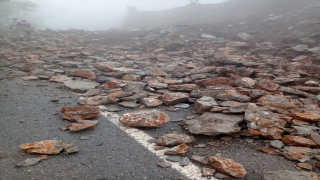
top-left (42, 0), bottom-right (228, 30)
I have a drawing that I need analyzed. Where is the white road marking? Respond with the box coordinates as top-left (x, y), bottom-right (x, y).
top-left (99, 108), bottom-right (217, 180)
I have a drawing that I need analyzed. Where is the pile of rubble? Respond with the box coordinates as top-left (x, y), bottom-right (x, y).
top-left (1, 19), bottom-right (320, 178)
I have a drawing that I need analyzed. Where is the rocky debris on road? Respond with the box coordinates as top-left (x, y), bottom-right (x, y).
top-left (15, 158), bottom-right (41, 167)
top-left (263, 170), bottom-right (317, 180)
top-left (19, 140), bottom-right (79, 155)
top-left (156, 133), bottom-right (195, 147)
top-left (209, 156), bottom-right (247, 178)
top-left (1, 3), bottom-right (320, 177)
top-left (60, 105), bottom-right (100, 121)
top-left (119, 110), bottom-right (170, 127)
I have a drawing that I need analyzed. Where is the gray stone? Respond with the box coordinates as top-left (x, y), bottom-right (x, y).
top-left (179, 157), bottom-right (190, 166)
top-left (268, 140), bottom-right (284, 149)
top-left (165, 156), bottom-right (181, 162)
top-left (156, 133), bottom-right (195, 147)
top-left (16, 158), bottom-right (41, 167)
top-left (63, 79), bottom-right (100, 93)
top-left (263, 170), bottom-right (314, 180)
top-left (187, 113), bottom-right (244, 136)
top-left (118, 101), bottom-right (140, 108)
top-left (174, 103), bottom-right (190, 109)
top-left (238, 33), bottom-right (253, 41)
top-left (191, 155), bottom-right (208, 165)
top-left (194, 96), bottom-right (218, 113)
top-left (291, 45), bottom-right (308, 52)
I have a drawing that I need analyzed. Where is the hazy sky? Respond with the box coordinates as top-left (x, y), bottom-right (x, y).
top-left (42, 0), bottom-right (227, 30)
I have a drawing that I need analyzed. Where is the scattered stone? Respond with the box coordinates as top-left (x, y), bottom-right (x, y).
top-left (187, 112), bottom-right (244, 136)
top-left (22, 76), bottom-right (38, 81)
top-left (16, 158), bottom-right (41, 167)
top-left (63, 79), bottom-right (100, 93)
top-left (80, 136), bottom-right (89, 140)
top-left (63, 143), bottom-right (80, 154)
top-left (194, 96), bottom-right (218, 113)
top-left (162, 92), bottom-right (189, 106)
top-left (202, 168), bottom-right (216, 177)
top-left (119, 110), bottom-right (170, 127)
top-left (179, 157), bottom-right (190, 166)
top-left (67, 120), bottom-right (98, 132)
top-left (38, 155), bottom-right (49, 160)
top-left (156, 133), bottom-right (195, 147)
top-left (158, 161), bottom-right (172, 168)
top-left (164, 144), bottom-right (192, 156)
top-left (282, 135), bottom-right (317, 147)
top-left (174, 103), bottom-right (190, 109)
top-left (165, 156), bottom-right (181, 162)
top-left (19, 140), bottom-right (64, 155)
top-left (297, 162), bottom-right (313, 170)
top-left (209, 156), bottom-right (246, 178)
top-left (191, 155), bottom-right (208, 165)
top-left (60, 105), bottom-right (100, 121)
top-left (141, 97), bottom-right (163, 107)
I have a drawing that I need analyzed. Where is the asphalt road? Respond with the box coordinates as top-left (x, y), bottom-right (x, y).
top-left (0, 75), bottom-right (184, 180)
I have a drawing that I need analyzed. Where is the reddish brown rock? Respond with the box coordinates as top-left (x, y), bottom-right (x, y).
top-left (236, 77), bottom-right (256, 89)
top-left (257, 95), bottom-right (297, 110)
top-left (168, 84), bottom-right (199, 92)
top-left (164, 144), bottom-right (192, 156)
top-left (67, 120), bottom-right (98, 132)
top-left (161, 92), bottom-right (189, 106)
top-left (282, 135), bottom-right (317, 147)
top-left (50, 75), bottom-right (71, 83)
top-left (216, 89), bottom-right (251, 102)
top-left (122, 74), bottom-right (141, 81)
top-left (140, 97), bottom-right (163, 107)
top-left (102, 80), bottom-right (126, 90)
top-left (156, 133), bottom-right (195, 147)
top-left (148, 79), bottom-right (168, 89)
top-left (209, 156), bottom-right (246, 178)
top-left (290, 112), bottom-right (320, 122)
top-left (191, 155), bottom-right (209, 165)
top-left (107, 90), bottom-right (131, 102)
top-left (119, 110), bottom-right (169, 127)
top-left (194, 96), bottom-right (218, 113)
top-left (256, 147), bottom-right (279, 155)
top-left (295, 86), bottom-right (320, 94)
top-left (22, 76), bottom-right (38, 81)
top-left (74, 69), bottom-right (96, 80)
top-left (162, 79), bottom-right (183, 85)
top-left (202, 77), bottom-right (234, 87)
top-left (297, 162), bottom-right (313, 170)
top-left (149, 69), bottom-right (168, 77)
top-left (94, 62), bottom-right (115, 72)
top-left (19, 140), bottom-right (64, 155)
top-left (85, 95), bottom-right (111, 105)
top-left (60, 105), bottom-right (100, 121)
top-left (202, 168), bottom-right (216, 177)
top-left (255, 81), bottom-right (279, 91)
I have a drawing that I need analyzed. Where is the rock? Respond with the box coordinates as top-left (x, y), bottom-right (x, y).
top-left (187, 112), bottom-right (244, 136)
top-left (38, 155), bottom-right (49, 160)
top-left (67, 120), bottom-right (98, 132)
top-left (236, 77), bottom-right (256, 89)
top-left (209, 156), bottom-right (246, 178)
top-left (238, 33), bottom-right (253, 41)
top-left (21, 63), bottom-right (34, 72)
top-left (257, 95), bottom-right (297, 110)
top-left (174, 103), bottom-right (190, 109)
top-left (297, 162), bottom-right (313, 170)
top-left (63, 79), bottom-right (100, 93)
top-left (263, 170), bottom-right (315, 180)
top-left (162, 92), bottom-right (189, 106)
top-left (85, 95), bottom-right (111, 105)
top-left (202, 77), bottom-right (234, 87)
top-left (122, 74), bottom-right (141, 81)
top-left (282, 135), bottom-right (317, 147)
top-left (191, 155), bottom-right (208, 165)
top-left (289, 112), bottom-right (320, 122)
top-left (141, 97), bottom-right (163, 107)
top-left (156, 133), bottom-right (195, 146)
top-left (22, 76), bottom-right (38, 81)
top-left (158, 161), bottom-right (172, 168)
top-left (94, 62), bottom-right (115, 72)
top-left (60, 105), bottom-right (100, 121)
top-left (107, 90), bottom-right (131, 102)
top-left (83, 89), bottom-right (100, 97)
top-left (74, 69), bottom-right (96, 80)
top-left (119, 110), bottom-right (169, 127)
top-left (216, 90), bottom-right (251, 102)
top-left (149, 69), bottom-right (168, 77)
top-left (179, 157), bottom-right (190, 166)
top-left (268, 140), bottom-right (284, 149)
top-left (164, 144), bottom-right (191, 156)
top-left (16, 158), bottom-right (41, 167)
top-left (245, 103), bottom-right (286, 139)
top-left (148, 79), bottom-right (168, 89)
top-left (194, 96), bottom-right (218, 113)
top-left (292, 45), bottom-right (308, 52)
top-left (165, 156), bottom-right (181, 162)
top-left (50, 75), bottom-right (71, 83)
top-left (168, 84), bottom-right (199, 92)
top-left (19, 140), bottom-right (64, 155)
top-left (118, 101), bottom-right (141, 108)
top-left (202, 168), bottom-right (216, 177)
top-left (311, 132), bottom-right (320, 146)
top-left (63, 143), bottom-right (80, 154)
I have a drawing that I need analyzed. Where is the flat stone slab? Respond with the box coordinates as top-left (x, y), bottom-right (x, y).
top-left (187, 112), bottom-right (244, 136)
top-left (63, 79), bottom-right (100, 93)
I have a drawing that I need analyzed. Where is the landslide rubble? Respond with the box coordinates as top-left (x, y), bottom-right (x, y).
top-left (1, 4), bottom-right (320, 177)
